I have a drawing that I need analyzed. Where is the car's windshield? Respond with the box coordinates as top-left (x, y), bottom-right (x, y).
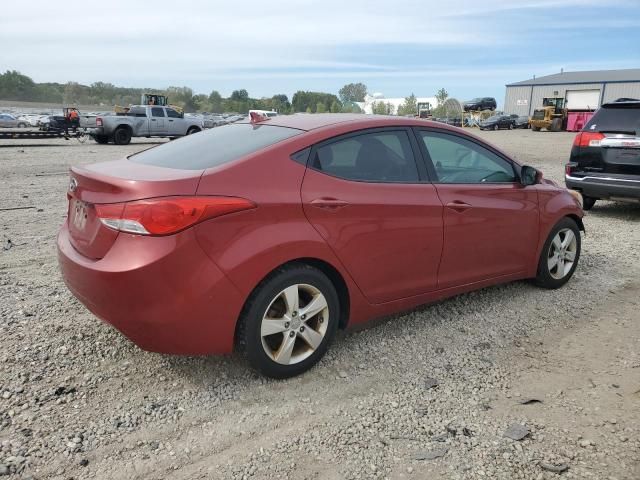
top-left (130, 123), bottom-right (303, 170)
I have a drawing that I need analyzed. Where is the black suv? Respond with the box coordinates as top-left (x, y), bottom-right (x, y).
top-left (565, 100), bottom-right (640, 210)
top-left (463, 97), bottom-right (497, 112)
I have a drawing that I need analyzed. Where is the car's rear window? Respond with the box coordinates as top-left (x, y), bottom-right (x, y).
top-left (130, 123), bottom-right (303, 170)
top-left (585, 104), bottom-right (640, 134)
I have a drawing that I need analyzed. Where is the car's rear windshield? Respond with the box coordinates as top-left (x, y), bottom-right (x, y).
top-left (585, 104), bottom-right (640, 134)
top-left (129, 123), bottom-right (303, 170)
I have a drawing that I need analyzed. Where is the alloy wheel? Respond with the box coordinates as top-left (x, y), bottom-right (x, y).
top-left (547, 228), bottom-right (577, 279)
top-left (260, 284), bottom-right (329, 365)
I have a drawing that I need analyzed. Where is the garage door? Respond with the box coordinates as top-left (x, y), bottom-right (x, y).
top-left (566, 90), bottom-right (600, 110)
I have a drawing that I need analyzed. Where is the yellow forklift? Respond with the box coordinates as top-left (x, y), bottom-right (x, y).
top-left (529, 97), bottom-right (567, 132)
top-left (115, 94), bottom-right (183, 114)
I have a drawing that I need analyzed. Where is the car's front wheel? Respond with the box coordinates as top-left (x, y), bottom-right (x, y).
top-left (534, 217), bottom-right (581, 289)
top-left (237, 264), bottom-right (340, 378)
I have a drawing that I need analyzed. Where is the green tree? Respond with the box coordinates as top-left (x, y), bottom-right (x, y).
top-left (208, 90), bottom-right (223, 112)
top-left (397, 93), bottom-right (417, 116)
top-left (339, 82), bottom-right (367, 103)
top-left (0, 70), bottom-right (36, 101)
top-left (371, 101), bottom-right (393, 115)
top-left (435, 88), bottom-right (448, 107)
top-left (305, 106), bottom-right (312, 113)
top-left (316, 102), bottom-right (326, 113)
top-left (230, 89), bottom-right (249, 101)
top-left (330, 101), bottom-right (341, 113)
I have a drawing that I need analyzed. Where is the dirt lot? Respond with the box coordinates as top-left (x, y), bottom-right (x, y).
top-left (1, 129), bottom-right (639, 480)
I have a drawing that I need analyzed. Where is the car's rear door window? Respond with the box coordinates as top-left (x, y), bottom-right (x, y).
top-left (419, 131), bottom-right (516, 184)
top-left (312, 130), bottom-right (420, 182)
top-left (130, 123), bottom-right (302, 170)
top-left (151, 107), bottom-right (165, 117)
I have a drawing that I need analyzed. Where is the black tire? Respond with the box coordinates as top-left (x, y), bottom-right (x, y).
top-left (186, 127), bottom-right (200, 135)
top-left (17, 122), bottom-right (28, 128)
top-left (94, 135), bottom-right (109, 144)
top-left (531, 125), bottom-right (541, 132)
top-left (549, 118), bottom-right (563, 132)
top-left (113, 127), bottom-right (132, 145)
top-left (237, 264), bottom-right (340, 379)
top-left (582, 195), bottom-right (597, 210)
top-left (534, 217), bottom-right (581, 289)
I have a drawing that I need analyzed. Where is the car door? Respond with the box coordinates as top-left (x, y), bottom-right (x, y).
top-left (165, 108), bottom-right (183, 135)
top-left (0, 115), bottom-right (11, 127)
top-left (301, 128), bottom-right (444, 304)
top-left (150, 107), bottom-right (167, 135)
top-left (415, 128), bottom-right (538, 289)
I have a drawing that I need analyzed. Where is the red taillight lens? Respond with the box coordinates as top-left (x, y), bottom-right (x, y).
top-left (95, 196), bottom-right (255, 235)
top-left (573, 131), bottom-right (604, 147)
top-left (96, 117), bottom-right (103, 127)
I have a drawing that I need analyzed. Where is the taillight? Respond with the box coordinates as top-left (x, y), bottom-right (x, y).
top-left (573, 131), bottom-right (604, 147)
top-left (95, 196), bottom-right (255, 235)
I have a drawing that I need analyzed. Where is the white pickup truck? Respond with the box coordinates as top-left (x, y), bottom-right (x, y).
top-left (90, 105), bottom-right (203, 145)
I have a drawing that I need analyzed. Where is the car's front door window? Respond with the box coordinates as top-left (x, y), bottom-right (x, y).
top-left (419, 131), bottom-right (516, 184)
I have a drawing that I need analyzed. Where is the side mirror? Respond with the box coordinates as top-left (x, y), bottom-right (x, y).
top-left (520, 165), bottom-right (539, 186)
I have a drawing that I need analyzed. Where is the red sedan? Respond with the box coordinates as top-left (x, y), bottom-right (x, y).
top-left (58, 114), bottom-right (584, 378)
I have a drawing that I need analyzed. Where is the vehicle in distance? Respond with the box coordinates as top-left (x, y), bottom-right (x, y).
top-left (0, 113), bottom-right (29, 128)
top-left (58, 114), bottom-right (585, 378)
top-left (90, 105), bottom-right (203, 145)
top-left (463, 97), bottom-right (497, 112)
top-left (249, 109), bottom-right (278, 118)
top-left (566, 100), bottom-right (640, 209)
top-left (479, 114), bottom-right (516, 131)
top-left (510, 114), bottom-right (531, 129)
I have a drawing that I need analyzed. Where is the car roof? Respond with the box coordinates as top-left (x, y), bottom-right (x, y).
top-left (239, 113), bottom-right (460, 132)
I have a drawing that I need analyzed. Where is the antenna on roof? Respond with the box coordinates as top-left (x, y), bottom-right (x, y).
top-left (561, 68), bottom-right (564, 74)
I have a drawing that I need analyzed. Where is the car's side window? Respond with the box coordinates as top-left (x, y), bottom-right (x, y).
top-left (166, 108), bottom-right (181, 118)
top-left (312, 130), bottom-right (419, 182)
top-left (419, 131), bottom-right (516, 184)
top-left (151, 107), bottom-right (165, 117)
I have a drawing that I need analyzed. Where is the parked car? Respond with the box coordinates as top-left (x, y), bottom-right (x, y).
top-left (510, 114), bottom-right (531, 129)
top-left (463, 97), bottom-right (497, 112)
top-left (90, 105), bottom-right (203, 145)
top-left (58, 114), bottom-right (584, 378)
top-left (0, 113), bottom-right (29, 128)
top-left (480, 115), bottom-right (516, 130)
top-left (434, 117), bottom-right (462, 127)
top-left (565, 100), bottom-right (640, 210)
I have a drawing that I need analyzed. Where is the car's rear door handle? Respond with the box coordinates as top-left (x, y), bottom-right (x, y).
top-left (445, 200), bottom-right (472, 212)
top-left (310, 198), bottom-right (349, 210)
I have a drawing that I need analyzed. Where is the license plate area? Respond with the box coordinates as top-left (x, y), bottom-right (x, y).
top-left (71, 199), bottom-right (90, 231)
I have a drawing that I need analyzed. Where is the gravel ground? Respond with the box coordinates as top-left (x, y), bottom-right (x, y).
top-left (0, 129), bottom-right (639, 480)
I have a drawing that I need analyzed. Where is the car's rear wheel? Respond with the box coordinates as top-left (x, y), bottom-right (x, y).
top-left (534, 217), bottom-right (581, 289)
top-left (237, 264), bottom-right (340, 378)
top-left (113, 127), bottom-right (132, 145)
top-left (531, 125), bottom-right (541, 131)
top-left (186, 127), bottom-right (200, 135)
top-left (582, 195), bottom-right (597, 210)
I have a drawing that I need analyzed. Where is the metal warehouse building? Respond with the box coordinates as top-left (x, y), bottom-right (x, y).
top-left (504, 68), bottom-right (640, 116)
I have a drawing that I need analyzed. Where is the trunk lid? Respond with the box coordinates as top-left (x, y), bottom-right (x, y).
top-left (67, 158), bottom-right (203, 259)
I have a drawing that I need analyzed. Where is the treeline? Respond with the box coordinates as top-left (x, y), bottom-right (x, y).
top-left (0, 70), bottom-right (364, 114)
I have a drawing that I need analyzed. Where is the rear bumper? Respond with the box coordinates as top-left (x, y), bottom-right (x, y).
top-left (57, 224), bottom-right (245, 355)
top-left (565, 173), bottom-right (640, 201)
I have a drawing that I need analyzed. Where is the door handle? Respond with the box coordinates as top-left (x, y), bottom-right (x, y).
top-left (310, 198), bottom-right (349, 210)
top-left (169, 120), bottom-right (174, 122)
top-left (445, 200), bottom-right (472, 212)
top-left (151, 119), bottom-right (156, 121)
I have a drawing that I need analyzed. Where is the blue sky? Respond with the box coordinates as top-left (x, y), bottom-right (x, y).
top-left (1, 0), bottom-right (639, 106)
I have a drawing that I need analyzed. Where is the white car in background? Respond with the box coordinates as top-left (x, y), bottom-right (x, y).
top-left (0, 113), bottom-right (29, 128)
